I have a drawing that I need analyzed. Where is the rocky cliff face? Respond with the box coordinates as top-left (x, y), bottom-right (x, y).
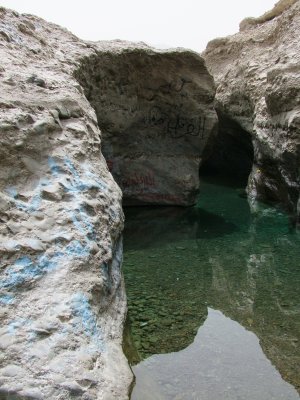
top-left (203, 0), bottom-right (300, 220)
top-left (0, 5), bottom-right (217, 399)
top-left (75, 44), bottom-right (217, 206)
top-left (0, 8), bottom-right (133, 400)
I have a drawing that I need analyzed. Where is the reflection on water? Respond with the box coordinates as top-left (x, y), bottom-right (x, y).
top-left (123, 176), bottom-right (300, 397)
top-left (132, 309), bottom-right (299, 400)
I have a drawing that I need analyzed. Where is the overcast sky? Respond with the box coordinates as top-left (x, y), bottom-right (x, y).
top-left (1, 0), bottom-right (276, 51)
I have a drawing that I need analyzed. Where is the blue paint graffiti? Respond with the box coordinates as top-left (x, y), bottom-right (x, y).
top-left (8, 318), bottom-right (36, 342)
top-left (69, 206), bottom-right (95, 241)
top-left (8, 318), bottom-right (30, 335)
top-left (63, 158), bottom-right (107, 193)
top-left (1, 157), bottom-right (113, 355)
top-left (83, 164), bottom-right (108, 192)
top-left (48, 156), bottom-right (61, 177)
top-left (1, 255), bottom-right (55, 290)
top-left (0, 294), bottom-right (15, 305)
top-left (64, 240), bottom-right (90, 258)
top-left (70, 210), bottom-right (90, 237)
top-left (6, 178), bottom-right (49, 213)
top-left (48, 157), bottom-right (103, 240)
top-left (79, 206), bottom-right (95, 234)
top-left (37, 251), bottom-right (62, 272)
top-left (71, 292), bottom-right (104, 351)
top-left (0, 241), bottom-right (92, 292)
top-left (2, 157), bottom-right (108, 319)
top-left (6, 187), bottom-right (18, 198)
top-left (64, 158), bottom-right (82, 186)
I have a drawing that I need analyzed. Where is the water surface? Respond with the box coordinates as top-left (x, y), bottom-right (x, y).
top-left (123, 176), bottom-right (300, 399)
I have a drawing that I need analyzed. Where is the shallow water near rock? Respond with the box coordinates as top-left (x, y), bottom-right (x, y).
top-left (123, 175), bottom-right (300, 399)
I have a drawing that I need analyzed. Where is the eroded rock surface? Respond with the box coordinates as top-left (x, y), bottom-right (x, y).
top-left (0, 8), bottom-right (132, 399)
top-left (75, 44), bottom-right (217, 206)
top-left (0, 4), bottom-right (218, 397)
top-left (204, 0), bottom-right (300, 220)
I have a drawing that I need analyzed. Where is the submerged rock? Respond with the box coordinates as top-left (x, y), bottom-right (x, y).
top-left (203, 0), bottom-right (300, 220)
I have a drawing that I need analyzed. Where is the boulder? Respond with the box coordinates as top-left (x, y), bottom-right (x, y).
top-left (0, 8), bottom-right (132, 400)
top-left (75, 43), bottom-right (217, 206)
top-left (0, 4), bottom-right (217, 399)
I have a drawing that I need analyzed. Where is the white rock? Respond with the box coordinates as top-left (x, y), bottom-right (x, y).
top-left (204, 0), bottom-right (300, 220)
top-left (0, 364), bottom-right (26, 377)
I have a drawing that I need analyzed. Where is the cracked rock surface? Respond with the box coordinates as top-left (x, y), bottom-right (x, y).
top-left (0, 3), bottom-right (218, 397)
top-left (0, 5), bottom-right (219, 396)
top-left (0, 7), bottom-right (132, 400)
top-left (204, 0), bottom-right (300, 220)
top-left (75, 45), bottom-right (217, 206)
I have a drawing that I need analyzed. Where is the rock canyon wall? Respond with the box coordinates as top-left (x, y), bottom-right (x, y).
top-left (74, 43), bottom-right (217, 206)
top-left (0, 6), bottom-right (216, 400)
top-left (1, 0), bottom-right (300, 398)
top-left (203, 0), bottom-right (300, 220)
top-left (0, 8), bottom-right (132, 400)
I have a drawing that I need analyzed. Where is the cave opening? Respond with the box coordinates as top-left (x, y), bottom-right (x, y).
top-left (72, 56), bottom-right (300, 398)
top-left (200, 110), bottom-right (254, 190)
top-left (123, 129), bottom-right (300, 400)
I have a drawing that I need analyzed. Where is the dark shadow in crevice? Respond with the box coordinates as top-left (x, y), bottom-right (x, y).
top-left (200, 110), bottom-right (254, 188)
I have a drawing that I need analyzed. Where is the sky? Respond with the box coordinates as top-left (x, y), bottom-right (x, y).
top-left (0, 0), bottom-right (277, 52)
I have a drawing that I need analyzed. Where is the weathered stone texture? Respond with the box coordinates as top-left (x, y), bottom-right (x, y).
top-left (0, 8), bottom-right (132, 400)
top-left (0, 5), bottom-right (217, 399)
top-left (204, 0), bottom-right (300, 219)
top-left (75, 44), bottom-right (217, 206)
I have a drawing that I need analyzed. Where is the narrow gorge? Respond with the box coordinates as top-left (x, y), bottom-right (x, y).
top-left (0, 0), bottom-right (299, 399)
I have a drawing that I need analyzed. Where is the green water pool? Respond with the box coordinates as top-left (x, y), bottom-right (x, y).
top-left (123, 176), bottom-right (300, 399)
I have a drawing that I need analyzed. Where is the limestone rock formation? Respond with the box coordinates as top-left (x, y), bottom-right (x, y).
top-left (75, 44), bottom-right (217, 206)
top-left (0, 8), bottom-right (132, 399)
top-left (203, 0), bottom-right (300, 220)
top-left (0, 4), bottom-right (217, 398)
top-left (239, 0), bottom-right (298, 31)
